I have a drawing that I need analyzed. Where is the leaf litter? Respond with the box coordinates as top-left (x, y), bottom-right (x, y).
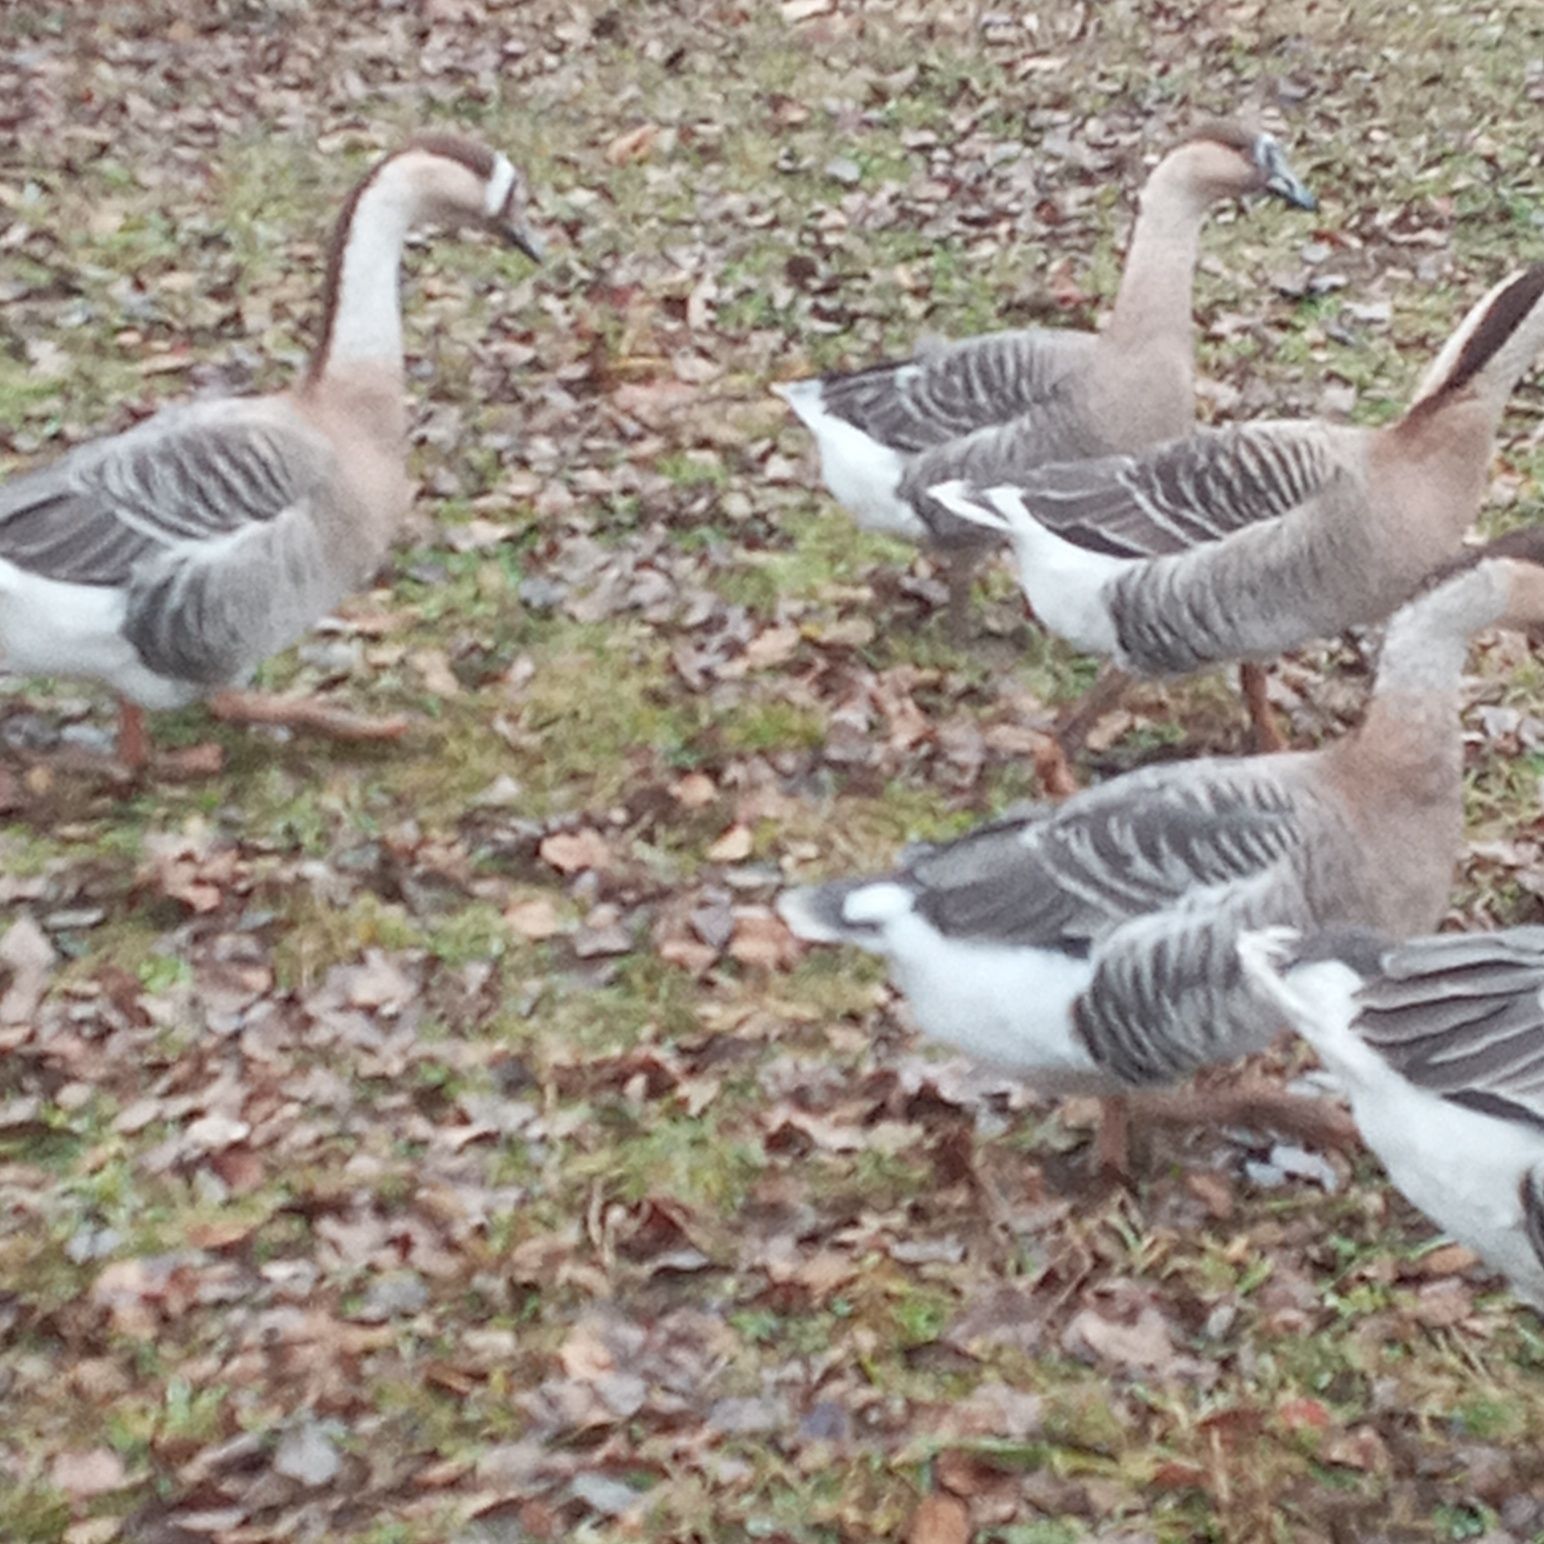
top-left (1, 0), bottom-right (1544, 1541)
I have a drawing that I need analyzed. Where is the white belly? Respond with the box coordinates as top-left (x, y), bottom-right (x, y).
top-left (882, 913), bottom-right (1107, 1090)
top-left (777, 381), bottom-right (925, 541)
top-left (0, 559), bottom-right (194, 709)
top-left (1353, 1080), bottom-right (1544, 1309)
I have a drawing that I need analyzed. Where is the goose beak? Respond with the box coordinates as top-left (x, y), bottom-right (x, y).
top-left (502, 216), bottom-right (546, 264)
top-left (1259, 140), bottom-right (1317, 211)
top-left (1266, 167), bottom-right (1318, 211)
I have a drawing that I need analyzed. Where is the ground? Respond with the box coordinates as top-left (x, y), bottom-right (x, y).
top-left (1, 1), bottom-right (1544, 1540)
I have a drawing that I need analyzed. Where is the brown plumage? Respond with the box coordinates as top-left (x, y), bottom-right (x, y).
top-left (780, 533), bottom-right (1544, 1167)
top-left (933, 262), bottom-right (1544, 741)
top-left (0, 135), bottom-right (542, 773)
top-left (774, 121), bottom-right (1316, 637)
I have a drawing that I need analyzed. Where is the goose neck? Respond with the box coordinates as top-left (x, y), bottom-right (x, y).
top-left (306, 157), bottom-right (420, 388)
top-left (1103, 166), bottom-right (1205, 353)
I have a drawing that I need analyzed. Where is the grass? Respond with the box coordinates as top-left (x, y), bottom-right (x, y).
top-left (1, 0), bottom-right (1544, 1540)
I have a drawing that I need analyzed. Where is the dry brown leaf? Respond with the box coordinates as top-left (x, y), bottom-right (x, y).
top-left (605, 124), bottom-right (658, 165)
top-left (341, 951), bottom-right (416, 1010)
top-left (506, 896), bottom-right (565, 940)
top-left (50, 1447), bottom-right (127, 1500)
top-left (0, 913), bottom-right (57, 1025)
top-left (706, 824), bottom-right (753, 863)
top-left (742, 625), bottom-right (800, 671)
top-left (670, 771), bottom-right (717, 808)
top-left (539, 829), bottom-right (612, 875)
top-left (1410, 1242), bottom-right (1481, 1278)
top-left (728, 906), bottom-right (798, 970)
top-left (1323, 1426), bottom-right (1390, 1473)
top-left (907, 1494), bottom-right (969, 1544)
top-left (1064, 1303), bottom-right (1175, 1371)
top-left (412, 648), bottom-right (462, 697)
top-left (1277, 1396), bottom-right (1332, 1431)
top-left (1409, 1278), bottom-right (1472, 1328)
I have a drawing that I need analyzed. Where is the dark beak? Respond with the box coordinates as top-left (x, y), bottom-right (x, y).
top-left (502, 217), bottom-right (545, 264)
top-left (1265, 165), bottom-right (1317, 212)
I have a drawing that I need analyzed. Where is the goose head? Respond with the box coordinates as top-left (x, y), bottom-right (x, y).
top-left (393, 132), bottom-right (544, 261)
top-left (1160, 120), bottom-right (1317, 212)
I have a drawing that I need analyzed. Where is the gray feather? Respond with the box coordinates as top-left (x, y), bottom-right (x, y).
top-left (0, 403), bottom-right (344, 686)
top-left (817, 328), bottom-right (1095, 455)
top-left (911, 774), bottom-right (1305, 952)
top-left (1347, 929), bottom-right (1544, 1123)
top-left (1524, 1168), bottom-right (1544, 1274)
top-left (1011, 421), bottom-right (1347, 558)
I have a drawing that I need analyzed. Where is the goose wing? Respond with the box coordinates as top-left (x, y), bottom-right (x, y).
top-left (813, 328), bottom-right (1096, 454)
top-left (908, 763), bottom-right (1309, 955)
top-left (964, 420), bottom-right (1362, 559)
top-left (0, 400), bottom-right (345, 686)
top-left (1347, 928), bottom-right (1544, 1129)
top-left (0, 400), bottom-right (334, 587)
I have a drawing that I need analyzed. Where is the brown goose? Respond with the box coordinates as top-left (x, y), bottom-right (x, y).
top-left (778, 528), bottom-right (1544, 1171)
top-left (932, 263), bottom-right (1544, 754)
top-left (773, 121), bottom-right (1316, 634)
top-left (0, 133), bottom-right (542, 770)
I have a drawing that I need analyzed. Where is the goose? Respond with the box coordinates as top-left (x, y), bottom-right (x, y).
top-left (1239, 923), bottom-right (1544, 1312)
top-left (773, 121), bottom-right (1316, 636)
top-left (0, 133), bottom-right (542, 771)
top-left (777, 527), bottom-right (1544, 1173)
top-left (931, 263), bottom-right (1544, 761)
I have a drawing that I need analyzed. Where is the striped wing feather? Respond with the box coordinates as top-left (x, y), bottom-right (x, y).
top-left (1352, 928), bottom-right (1544, 1125)
top-left (903, 766), bottom-right (1321, 1084)
top-left (1009, 421), bottom-right (1356, 558)
top-left (818, 328), bottom-right (1095, 454)
top-left (0, 402), bottom-right (342, 686)
top-left (0, 404), bottom-right (331, 586)
top-left (908, 768), bottom-right (1306, 953)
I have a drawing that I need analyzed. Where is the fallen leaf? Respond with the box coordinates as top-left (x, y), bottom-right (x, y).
top-left (670, 772), bottom-right (717, 808)
top-left (1064, 1303), bottom-right (1176, 1372)
top-left (743, 626), bottom-right (800, 670)
top-left (507, 896), bottom-right (564, 939)
top-left (907, 1494), bottom-right (969, 1544)
top-left (539, 829), bottom-right (612, 875)
top-left (185, 1112), bottom-right (251, 1151)
top-left (272, 1421), bottom-right (341, 1487)
top-left (0, 913), bottom-right (57, 1024)
top-left (1410, 1242), bottom-right (1481, 1278)
top-left (706, 824), bottom-right (753, 862)
top-left (728, 906), bottom-right (798, 969)
top-left (605, 124), bottom-right (658, 164)
top-left (50, 1448), bottom-right (127, 1500)
top-left (1278, 1396), bottom-right (1332, 1432)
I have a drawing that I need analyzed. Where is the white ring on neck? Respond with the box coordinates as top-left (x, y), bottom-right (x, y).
top-left (484, 153), bottom-right (516, 216)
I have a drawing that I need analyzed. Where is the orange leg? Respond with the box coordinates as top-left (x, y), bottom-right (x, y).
top-left (116, 700), bottom-right (150, 771)
top-left (1240, 663), bottom-right (1287, 753)
top-left (1094, 1096), bottom-right (1132, 1180)
top-left (1030, 732), bottom-right (1081, 802)
top-left (1132, 1078), bottom-right (1359, 1151)
top-left (941, 551), bottom-right (980, 645)
top-left (205, 690), bottom-right (410, 743)
top-left (1054, 663), bottom-right (1131, 755)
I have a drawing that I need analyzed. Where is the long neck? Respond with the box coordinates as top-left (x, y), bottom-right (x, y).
top-left (306, 160), bottom-right (420, 388)
top-left (1464, 303), bottom-right (1544, 415)
top-left (1371, 599), bottom-right (1473, 698)
top-left (1103, 164), bottom-right (1206, 353)
top-left (1406, 277), bottom-right (1544, 424)
top-left (1340, 566), bottom-right (1501, 778)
